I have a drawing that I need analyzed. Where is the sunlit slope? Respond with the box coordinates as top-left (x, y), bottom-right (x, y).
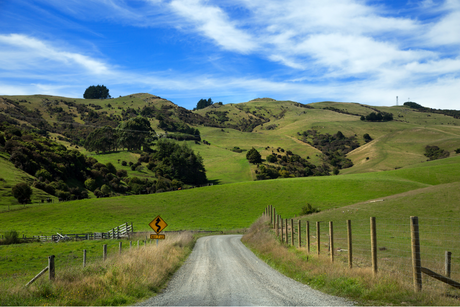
top-left (0, 152), bottom-right (58, 206)
top-left (2, 155), bottom-right (460, 235)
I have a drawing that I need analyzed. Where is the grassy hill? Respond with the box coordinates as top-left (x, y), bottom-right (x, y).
top-left (1, 154), bottom-right (459, 236)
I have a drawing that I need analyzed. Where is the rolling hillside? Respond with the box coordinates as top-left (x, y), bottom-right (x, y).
top-left (1, 93), bottom-right (460, 221)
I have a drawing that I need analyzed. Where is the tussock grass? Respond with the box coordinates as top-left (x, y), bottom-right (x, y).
top-left (0, 232), bottom-right (194, 306)
top-left (242, 217), bottom-right (460, 306)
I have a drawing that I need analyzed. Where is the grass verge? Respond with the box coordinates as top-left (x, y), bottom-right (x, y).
top-left (0, 232), bottom-right (195, 306)
top-left (242, 217), bottom-right (460, 306)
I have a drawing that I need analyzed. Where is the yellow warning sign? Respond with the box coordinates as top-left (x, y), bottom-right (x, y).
top-left (149, 215), bottom-right (168, 234)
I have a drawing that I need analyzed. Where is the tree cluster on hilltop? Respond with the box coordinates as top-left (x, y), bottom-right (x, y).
top-left (83, 85), bottom-right (111, 99)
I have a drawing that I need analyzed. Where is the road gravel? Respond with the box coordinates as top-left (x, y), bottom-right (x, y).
top-left (139, 235), bottom-right (354, 306)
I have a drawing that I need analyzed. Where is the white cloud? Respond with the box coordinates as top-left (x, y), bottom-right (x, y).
top-left (426, 10), bottom-right (460, 45)
top-left (169, 0), bottom-right (257, 53)
top-left (0, 34), bottom-right (109, 74)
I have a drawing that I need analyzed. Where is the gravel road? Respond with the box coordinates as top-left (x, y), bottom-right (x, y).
top-left (139, 235), bottom-right (354, 306)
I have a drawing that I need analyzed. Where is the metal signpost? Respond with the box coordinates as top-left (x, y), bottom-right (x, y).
top-left (149, 215), bottom-right (168, 245)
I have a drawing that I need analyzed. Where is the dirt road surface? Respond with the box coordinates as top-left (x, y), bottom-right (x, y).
top-left (139, 235), bottom-right (354, 306)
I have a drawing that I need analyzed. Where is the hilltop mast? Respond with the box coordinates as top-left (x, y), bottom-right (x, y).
top-left (396, 96), bottom-right (398, 106)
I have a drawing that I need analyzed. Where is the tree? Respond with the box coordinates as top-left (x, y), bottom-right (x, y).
top-left (84, 126), bottom-right (117, 153)
top-left (363, 133), bottom-right (373, 143)
top-left (83, 85), bottom-right (110, 99)
top-left (195, 98), bottom-right (213, 110)
top-left (246, 147), bottom-right (262, 164)
top-left (117, 116), bottom-right (154, 151)
top-left (12, 182), bottom-right (32, 204)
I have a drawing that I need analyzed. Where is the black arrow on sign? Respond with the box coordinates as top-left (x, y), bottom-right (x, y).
top-left (155, 218), bottom-right (161, 232)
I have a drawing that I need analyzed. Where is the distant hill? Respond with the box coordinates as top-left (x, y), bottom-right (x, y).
top-left (1, 93), bottom-right (460, 204)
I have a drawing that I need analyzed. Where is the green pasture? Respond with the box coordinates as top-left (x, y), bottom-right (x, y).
top-left (2, 155), bottom-right (460, 237)
top-left (0, 238), bottom-right (133, 286)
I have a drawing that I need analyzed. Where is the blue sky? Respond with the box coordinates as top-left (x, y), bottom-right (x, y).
top-left (0, 0), bottom-right (459, 110)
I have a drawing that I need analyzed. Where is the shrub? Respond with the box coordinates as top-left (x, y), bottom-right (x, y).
top-left (2, 230), bottom-right (20, 245)
top-left (121, 161), bottom-right (127, 166)
top-left (12, 182), bottom-right (32, 204)
top-left (300, 203), bottom-right (320, 215)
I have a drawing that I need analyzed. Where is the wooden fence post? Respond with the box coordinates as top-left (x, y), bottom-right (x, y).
top-left (290, 219), bottom-right (294, 246)
top-left (316, 221), bottom-right (320, 255)
top-left (275, 216), bottom-right (279, 237)
top-left (103, 244), bottom-right (107, 261)
top-left (137, 240), bottom-right (140, 248)
top-left (48, 255), bottom-right (55, 281)
top-left (298, 220), bottom-right (301, 248)
top-left (285, 219), bottom-right (288, 244)
top-left (371, 217), bottom-right (377, 276)
top-left (130, 241), bottom-right (132, 248)
top-left (329, 221), bottom-right (334, 263)
top-left (411, 216), bottom-right (422, 292)
top-left (119, 242), bottom-right (122, 255)
top-left (446, 251), bottom-right (452, 278)
top-left (306, 221), bottom-right (310, 253)
top-left (347, 220), bottom-right (352, 269)
top-left (280, 218), bottom-right (284, 242)
top-left (83, 249), bottom-right (87, 268)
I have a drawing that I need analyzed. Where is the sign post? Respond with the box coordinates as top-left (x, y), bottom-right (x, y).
top-left (149, 215), bottom-right (168, 246)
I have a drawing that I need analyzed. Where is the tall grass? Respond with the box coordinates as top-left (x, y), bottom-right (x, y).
top-left (0, 232), bottom-right (194, 306)
top-left (242, 217), bottom-right (460, 306)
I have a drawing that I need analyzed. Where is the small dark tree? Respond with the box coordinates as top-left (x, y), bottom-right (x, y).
top-left (246, 147), bottom-right (262, 164)
top-left (12, 182), bottom-right (32, 204)
top-left (83, 85), bottom-right (110, 99)
top-left (363, 133), bottom-right (373, 143)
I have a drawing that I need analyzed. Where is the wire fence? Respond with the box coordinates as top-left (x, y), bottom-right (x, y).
top-left (264, 205), bottom-right (460, 295)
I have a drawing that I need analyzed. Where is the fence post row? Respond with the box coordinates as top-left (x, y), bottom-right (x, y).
top-left (290, 219), bottom-right (294, 246)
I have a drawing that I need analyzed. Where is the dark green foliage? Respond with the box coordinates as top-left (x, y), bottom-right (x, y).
top-left (299, 130), bottom-right (357, 169)
top-left (83, 85), bottom-right (110, 99)
top-left (404, 101), bottom-right (424, 109)
top-left (145, 139), bottom-right (207, 185)
top-left (2, 230), bottom-right (20, 245)
top-left (424, 145), bottom-right (450, 161)
top-left (363, 133), bottom-right (373, 143)
top-left (117, 116), bottom-right (154, 151)
top-left (300, 203), bottom-right (321, 215)
top-left (246, 147), bottom-right (262, 164)
top-left (195, 98), bottom-right (213, 110)
top-left (455, 148), bottom-right (460, 154)
top-left (360, 112), bottom-right (393, 122)
top-left (12, 182), bottom-right (32, 204)
top-left (84, 126), bottom-right (118, 153)
top-left (266, 154), bottom-right (277, 163)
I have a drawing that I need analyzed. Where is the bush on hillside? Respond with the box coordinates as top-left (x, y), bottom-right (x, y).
top-left (1, 230), bottom-right (20, 245)
top-left (300, 203), bottom-right (320, 215)
top-left (424, 145), bottom-right (450, 161)
top-left (12, 182), bottom-right (32, 204)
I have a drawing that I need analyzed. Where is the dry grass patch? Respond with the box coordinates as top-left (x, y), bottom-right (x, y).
top-left (242, 217), bottom-right (460, 306)
top-left (0, 232), bottom-right (194, 306)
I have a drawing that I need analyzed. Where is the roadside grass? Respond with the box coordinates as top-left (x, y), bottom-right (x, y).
top-left (242, 217), bottom-right (460, 306)
top-left (0, 232), bottom-right (195, 306)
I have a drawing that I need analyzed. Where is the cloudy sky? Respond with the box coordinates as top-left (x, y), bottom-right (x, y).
top-left (0, 0), bottom-right (459, 110)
